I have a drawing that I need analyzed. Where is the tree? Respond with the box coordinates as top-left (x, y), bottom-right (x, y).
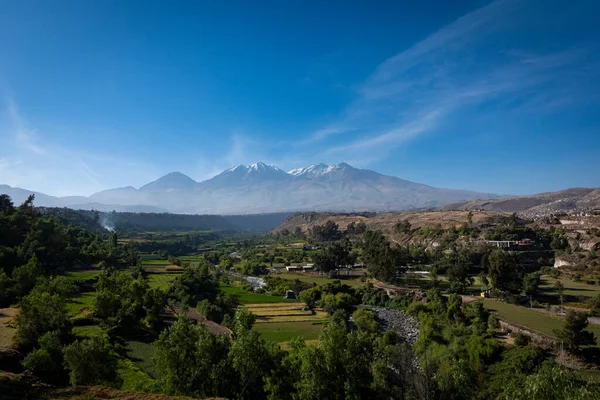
top-left (360, 230), bottom-right (406, 282)
top-left (590, 294), bottom-right (600, 317)
top-left (15, 289), bottom-right (69, 350)
top-left (394, 220), bottom-right (411, 234)
top-left (154, 317), bottom-right (234, 397)
top-left (12, 255), bottom-right (43, 298)
top-left (313, 242), bottom-right (355, 276)
top-left (554, 311), bottom-right (596, 352)
top-left (21, 330), bottom-right (65, 383)
top-left (505, 363), bottom-right (600, 400)
top-left (523, 272), bottom-right (541, 296)
top-left (352, 308), bottom-right (378, 334)
top-left (554, 281), bottom-right (565, 312)
top-left (310, 221), bottom-right (341, 243)
top-left (487, 249), bottom-right (521, 293)
top-left (321, 292), bottom-right (354, 314)
top-left (63, 336), bottom-right (118, 386)
top-left (274, 317), bottom-right (375, 400)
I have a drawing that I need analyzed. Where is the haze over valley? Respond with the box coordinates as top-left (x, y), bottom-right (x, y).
top-left (0, 162), bottom-right (501, 214)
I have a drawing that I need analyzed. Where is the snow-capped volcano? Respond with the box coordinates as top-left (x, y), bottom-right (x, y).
top-left (0, 161), bottom-right (500, 214)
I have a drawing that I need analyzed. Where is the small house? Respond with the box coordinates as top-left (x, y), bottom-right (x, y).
top-left (284, 290), bottom-right (297, 299)
top-left (285, 266), bottom-right (299, 272)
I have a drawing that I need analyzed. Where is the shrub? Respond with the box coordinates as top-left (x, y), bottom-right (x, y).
top-left (513, 332), bottom-right (530, 347)
top-left (63, 336), bottom-right (118, 386)
top-left (352, 309), bottom-right (378, 334)
top-left (406, 301), bottom-right (426, 317)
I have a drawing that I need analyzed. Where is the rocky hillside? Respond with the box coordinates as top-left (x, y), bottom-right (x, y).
top-left (440, 188), bottom-right (600, 219)
top-left (273, 210), bottom-right (505, 234)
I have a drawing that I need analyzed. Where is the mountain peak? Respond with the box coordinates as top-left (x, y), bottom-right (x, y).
top-left (139, 171), bottom-right (197, 191)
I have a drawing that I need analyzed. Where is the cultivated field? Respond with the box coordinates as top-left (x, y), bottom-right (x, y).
top-left (220, 284), bottom-right (299, 304)
top-left (244, 303), bottom-right (327, 342)
top-left (148, 273), bottom-right (179, 290)
top-left (66, 292), bottom-right (97, 317)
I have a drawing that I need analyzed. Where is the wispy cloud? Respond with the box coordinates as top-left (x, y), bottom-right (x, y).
top-left (0, 98), bottom-right (161, 196)
top-left (293, 0), bottom-right (599, 166)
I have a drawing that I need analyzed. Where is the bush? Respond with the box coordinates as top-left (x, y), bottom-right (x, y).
top-left (21, 331), bottom-right (65, 383)
top-left (322, 292), bottom-right (354, 314)
top-left (63, 336), bottom-right (118, 386)
top-left (406, 301), bottom-right (426, 317)
top-left (352, 309), bottom-right (378, 334)
top-left (513, 332), bottom-right (530, 347)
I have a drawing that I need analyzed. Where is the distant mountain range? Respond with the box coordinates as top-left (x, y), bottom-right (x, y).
top-left (0, 162), bottom-right (501, 214)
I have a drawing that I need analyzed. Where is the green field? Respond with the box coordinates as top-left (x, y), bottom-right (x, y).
top-left (277, 272), bottom-right (364, 288)
top-left (148, 273), bottom-right (179, 290)
top-left (220, 284), bottom-right (300, 304)
top-left (483, 299), bottom-right (600, 341)
top-left (141, 259), bottom-right (171, 266)
top-left (72, 325), bottom-right (104, 339)
top-left (540, 276), bottom-right (600, 298)
top-left (125, 340), bottom-right (156, 377)
top-left (66, 291), bottom-right (97, 316)
top-left (253, 320), bottom-right (325, 342)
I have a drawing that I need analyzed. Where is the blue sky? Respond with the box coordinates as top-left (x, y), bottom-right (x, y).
top-left (1, 0), bottom-right (599, 197)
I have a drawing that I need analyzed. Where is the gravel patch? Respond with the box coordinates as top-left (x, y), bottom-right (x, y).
top-left (364, 306), bottom-right (420, 346)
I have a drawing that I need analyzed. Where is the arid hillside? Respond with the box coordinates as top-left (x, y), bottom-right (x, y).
top-left (440, 188), bottom-right (600, 219)
top-left (273, 210), bottom-right (506, 234)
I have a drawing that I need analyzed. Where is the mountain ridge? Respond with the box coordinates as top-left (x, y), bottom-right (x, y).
top-left (1, 162), bottom-right (503, 214)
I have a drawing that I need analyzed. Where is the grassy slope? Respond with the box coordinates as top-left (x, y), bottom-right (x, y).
top-left (540, 276), bottom-right (600, 298)
top-left (483, 299), bottom-right (600, 341)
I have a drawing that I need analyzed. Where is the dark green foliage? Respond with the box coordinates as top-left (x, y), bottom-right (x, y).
top-left (313, 241), bottom-right (355, 275)
top-left (504, 363), bottom-right (600, 400)
top-left (487, 248), bottom-right (522, 293)
top-left (554, 310), bottom-right (596, 352)
top-left (154, 314), bottom-right (278, 400)
top-left (169, 263), bottom-right (219, 306)
top-left (21, 331), bottom-right (66, 384)
top-left (523, 272), bottom-right (541, 296)
top-left (352, 308), bottom-right (378, 334)
top-left (309, 221), bottom-right (342, 243)
top-left (298, 280), bottom-right (360, 311)
top-left (394, 219), bottom-right (412, 234)
top-left (15, 287), bottom-right (70, 350)
top-left (513, 332), bottom-right (530, 346)
top-left (63, 336), bottom-right (118, 386)
top-left (360, 230), bottom-right (407, 282)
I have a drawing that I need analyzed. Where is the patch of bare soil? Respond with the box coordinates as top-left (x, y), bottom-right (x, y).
top-left (0, 308), bottom-right (18, 349)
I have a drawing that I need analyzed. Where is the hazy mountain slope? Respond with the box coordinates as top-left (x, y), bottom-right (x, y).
top-left (1, 162), bottom-right (501, 214)
top-left (439, 188), bottom-right (600, 217)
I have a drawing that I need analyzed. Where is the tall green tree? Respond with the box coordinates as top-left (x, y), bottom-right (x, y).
top-left (554, 311), bottom-right (596, 352)
top-left (487, 249), bottom-right (521, 293)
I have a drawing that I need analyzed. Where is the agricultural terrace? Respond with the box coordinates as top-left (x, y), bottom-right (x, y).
top-left (245, 303), bottom-right (328, 343)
